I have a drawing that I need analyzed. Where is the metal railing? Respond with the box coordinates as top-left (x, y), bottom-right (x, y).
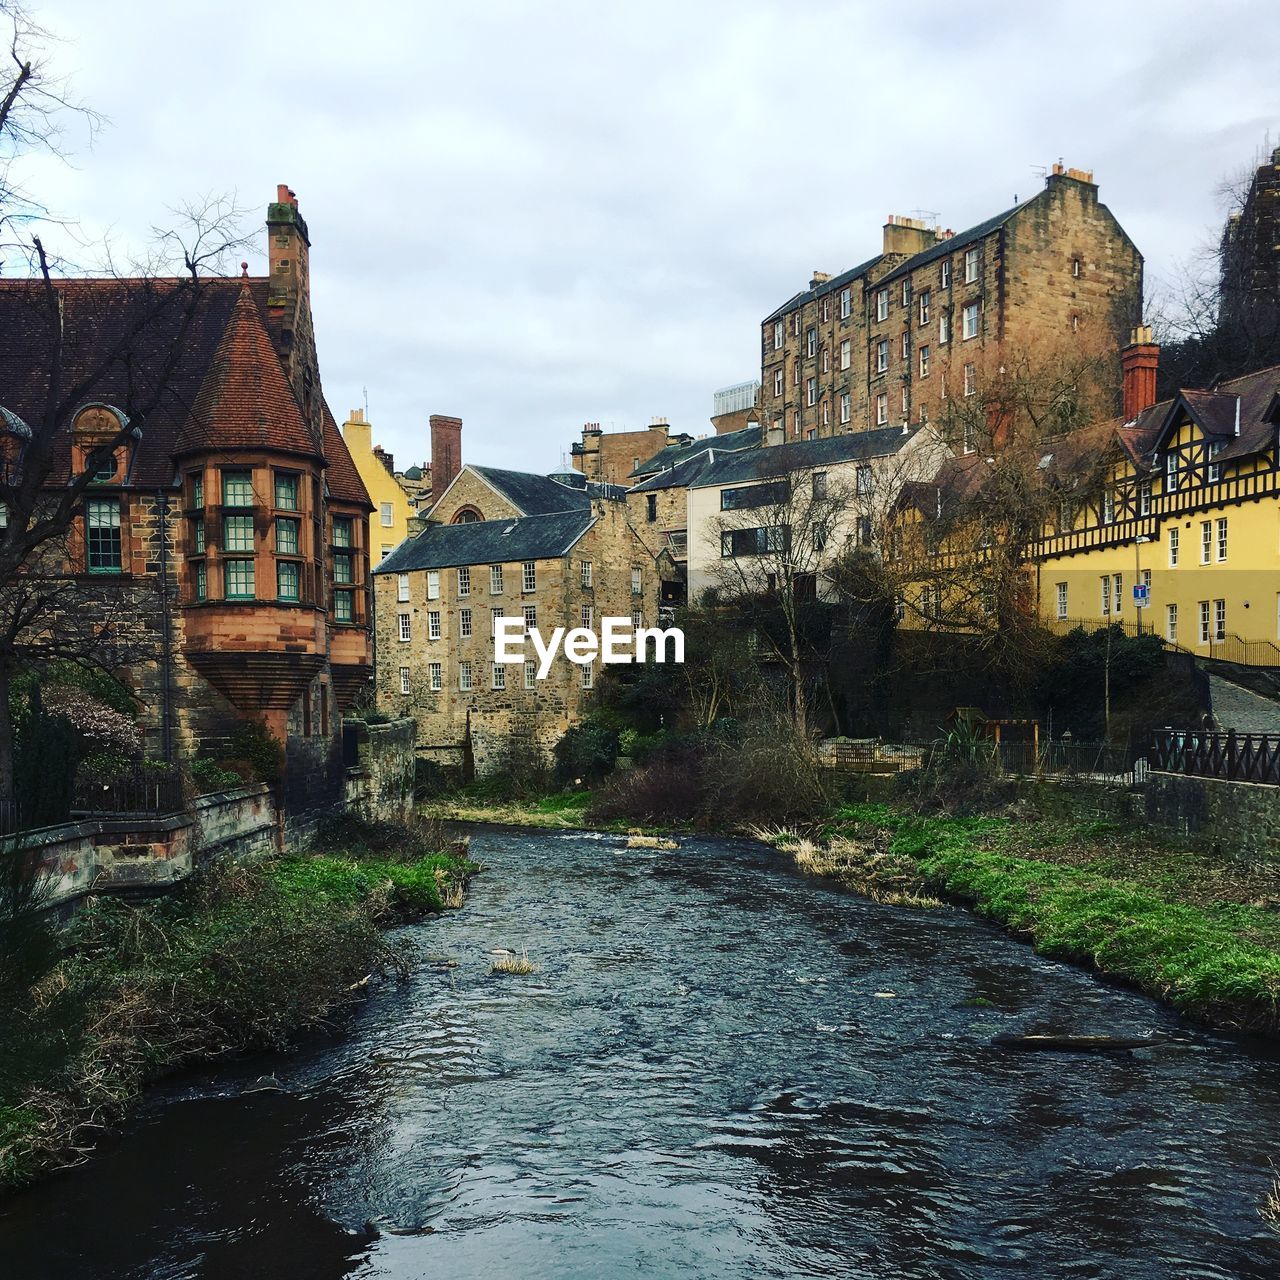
top-left (1151, 730), bottom-right (1280, 786)
top-left (1207, 633), bottom-right (1280, 669)
top-left (994, 739), bottom-right (1145, 783)
top-left (71, 767), bottom-right (185, 817)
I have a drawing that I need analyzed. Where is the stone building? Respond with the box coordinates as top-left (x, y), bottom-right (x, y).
top-left (373, 473), bottom-right (658, 775)
top-left (342, 408), bottom-right (419, 565)
top-left (0, 185), bottom-right (374, 809)
top-left (570, 418), bottom-right (686, 485)
top-left (1219, 146), bottom-right (1280, 341)
top-left (760, 165), bottom-right (1142, 444)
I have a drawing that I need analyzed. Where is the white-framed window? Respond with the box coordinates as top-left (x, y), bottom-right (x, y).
top-left (1072, 257), bottom-right (1082, 278)
top-left (631, 565), bottom-right (643, 595)
top-left (1102, 491), bottom-right (1114, 525)
top-left (875, 393), bottom-right (888, 425)
top-left (1200, 520), bottom-right (1211, 565)
top-left (793, 362), bottom-right (800, 387)
top-left (963, 363), bottom-right (976, 397)
top-left (1165, 452), bottom-right (1180, 492)
top-left (427, 569), bottom-right (440, 600)
top-left (1113, 574), bottom-right (1123, 616)
top-left (1207, 441), bottom-right (1224, 484)
top-left (806, 376), bottom-right (817, 406)
top-left (429, 661), bottom-right (442, 691)
top-left (772, 320), bottom-right (783, 350)
top-left (964, 247), bottom-right (979, 283)
top-left (580, 661), bottom-right (594, 689)
top-left (840, 339), bottom-right (850, 370)
top-left (822, 348), bottom-right (830, 373)
top-left (900, 331), bottom-right (909, 360)
top-left (839, 393), bottom-right (851, 424)
top-left (901, 385), bottom-right (909, 415)
top-left (397, 573), bottom-right (410, 603)
top-left (821, 401), bottom-right (829, 426)
top-left (962, 419), bottom-right (977, 455)
top-left (490, 564), bottom-right (503, 593)
top-left (631, 608), bottom-right (643, 629)
top-left (939, 313), bottom-right (950, 345)
top-left (1198, 600), bottom-right (1210, 644)
top-left (793, 410), bottom-right (801, 436)
top-left (941, 259), bottom-right (951, 289)
top-left (581, 604), bottom-right (592, 628)
top-left (399, 666), bottom-right (411, 695)
top-left (900, 279), bottom-right (910, 307)
top-left (1138, 481), bottom-right (1151, 516)
top-left (1100, 576), bottom-right (1111, 616)
top-left (839, 287), bottom-right (851, 319)
top-left (792, 312), bottom-right (801, 336)
top-left (876, 339), bottom-right (889, 374)
top-left (580, 560), bottom-right (593, 588)
top-left (457, 565), bottom-right (471, 595)
top-left (1214, 598), bottom-right (1226, 641)
top-left (962, 301), bottom-right (979, 340)
top-left (380, 502), bottom-right (394, 527)
top-left (523, 603), bottom-right (537, 631)
top-left (381, 545), bottom-right (393, 563)
top-left (491, 606), bottom-right (504, 634)
top-left (856, 464), bottom-right (872, 498)
top-left (460, 607), bottom-right (472, 637)
top-left (1056, 582), bottom-right (1068, 620)
top-left (876, 289), bottom-right (889, 322)
top-left (918, 290), bottom-right (931, 325)
top-left (459, 660), bottom-right (473, 691)
top-left (918, 345), bottom-right (930, 378)
top-left (774, 369), bottom-right (783, 398)
top-left (492, 662), bottom-right (506, 690)
top-left (806, 327), bottom-right (817, 358)
top-left (428, 609), bottom-right (441, 640)
top-left (524, 660), bottom-right (536, 689)
top-left (1169, 526), bottom-right (1179, 567)
top-left (821, 298), bottom-right (830, 323)
top-left (1166, 604), bottom-right (1178, 643)
top-left (1216, 517), bottom-right (1227, 562)
top-left (398, 612), bottom-right (411, 642)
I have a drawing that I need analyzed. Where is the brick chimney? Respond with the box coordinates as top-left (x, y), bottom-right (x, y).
top-left (1121, 325), bottom-right (1159, 421)
top-left (430, 415), bottom-right (462, 505)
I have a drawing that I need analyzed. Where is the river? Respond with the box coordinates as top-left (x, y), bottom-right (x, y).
top-left (3, 825), bottom-right (1280, 1278)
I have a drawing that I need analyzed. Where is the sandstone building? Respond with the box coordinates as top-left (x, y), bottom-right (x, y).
top-left (570, 418), bottom-right (687, 485)
top-left (760, 165), bottom-right (1142, 444)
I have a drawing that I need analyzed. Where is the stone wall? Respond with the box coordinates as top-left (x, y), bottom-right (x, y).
top-left (1144, 771), bottom-right (1280, 860)
top-left (344, 717), bottom-right (416, 823)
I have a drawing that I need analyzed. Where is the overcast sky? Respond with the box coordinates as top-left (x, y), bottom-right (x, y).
top-left (19, 0), bottom-right (1280, 473)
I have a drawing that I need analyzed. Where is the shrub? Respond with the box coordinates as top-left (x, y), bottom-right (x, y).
top-left (228, 719), bottom-right (284, 783)
top-left (587, 754), bottom-right (708, 826)
top-left (553, 721), bottom-right (619, 785)
top-left (189, 758), bottom-right (243, 794)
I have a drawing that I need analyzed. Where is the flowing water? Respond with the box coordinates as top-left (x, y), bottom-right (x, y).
top-left (3, 826), bottom-right (1280, 1279)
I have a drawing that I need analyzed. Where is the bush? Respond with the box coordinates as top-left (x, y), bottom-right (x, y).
top-left (189, 758), bottom-right (243, 794)
top-left (228, 719), bottom-right (284, 783)
top-left (553, 721), bottom-right (619, 786)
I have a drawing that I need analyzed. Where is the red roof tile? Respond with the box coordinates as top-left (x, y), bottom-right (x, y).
top-left (321, 401), bottom-right (373, 509)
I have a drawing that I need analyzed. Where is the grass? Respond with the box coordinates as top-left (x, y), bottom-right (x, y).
top-left (1263, 1168), bottom-right (1280, 1234)
top-left (489, 948), bottom-right (536, 976)
top-left (0, 817), bottom-right (475, 1195)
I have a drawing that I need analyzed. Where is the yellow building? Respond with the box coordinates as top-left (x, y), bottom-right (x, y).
top-left (341, 409), bottom-right (416, 566)
top-left (1035, 354), bottom-right (1280, 666)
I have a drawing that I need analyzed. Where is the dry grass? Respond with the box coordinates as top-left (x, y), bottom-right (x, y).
top-left (489, 948), bottom-right (536, 976)
top-left (626, 833), bottom-right (679, 850)
top-left (1262, 1168), bottom-right (1280, 1234)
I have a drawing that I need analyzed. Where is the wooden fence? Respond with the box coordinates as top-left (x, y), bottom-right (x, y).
top-left (1150, 730), bottom-right (1280, 786)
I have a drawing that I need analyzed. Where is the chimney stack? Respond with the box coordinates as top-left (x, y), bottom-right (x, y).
top-left (1121, 325), bottom-right (1159, 421)
top-left (429, 414), bottom-right (463, 505)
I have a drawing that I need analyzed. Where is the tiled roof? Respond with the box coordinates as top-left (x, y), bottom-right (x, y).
top-left (689, 425), bottom-right (918, 489)
top-left (374, 509), bottom-right (594, 574)
top-left (631, 423), bottom-right (761, 478)
top-left (175, 283), bottom-right (321, 461)
top-left (321, 402), bottom-right (373, 509)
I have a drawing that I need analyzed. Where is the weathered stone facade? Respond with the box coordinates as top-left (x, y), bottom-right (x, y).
top-left (571, 420), bottom-right (682, 484)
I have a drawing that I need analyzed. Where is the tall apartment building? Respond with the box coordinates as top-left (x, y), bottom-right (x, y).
top-left (570, 419), bottom-right (685, 484)
top-left (760, 165), bottom-right (1142, 444)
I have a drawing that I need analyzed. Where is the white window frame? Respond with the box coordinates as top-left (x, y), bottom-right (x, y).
top-left (772, 320), bottom-right (783, 350)
top-left (839, 393), bottom-right (850, 424)
top-left (631, 566), bottom-right (643, 595)
top-left (490, 564), bottom-right (503, 593)
top-left (840, 339), bottom-right (850, 371)
top-left (918, 291), bottom-right (930, 325)
top-left (397, 573), bottom-right (410, 603)
top-left (380, 502), bottom-right (394, 528)
top-left (1200, 520), bottom-right (1212, 565)
top-left (399, 666), bottom-right (410, 695)
top-left (876, 339), bottom-right (889, 374)
top-left (839, 287), bottom-right (851, 319)
top-left (875, 289), bottom-right (888, 322)
top-left (1169, 526), bottom-right (1179, 567)
top-left (457, 565), bottom-right (471, 595)
top-left (806, 376), bottom-right (817, 406)
top-left (426, 569), bottom-right (440, 600)
top-left (460, 607), bottom-right (472, 637)
top-left (523, 603), bottom-right (537, 631)
top-left (963, 363), bottom-right (976, 397)
top-left (962, 301), bottom-right (979, 340)
top-left (398, 612), bottom-right (411, 642)
top-left (1216, 517), bottom-right (1227, 563)
top-left (939, 313), bottom-right (950, 345)
top-left (1198, 601), bottom-right (1210, 644)
top-left (806, 327), bottom-right (817, 358)
top-left (918, 345), bottom-right (929, 378)
top-left (875, 393), bottom-right (888, 425)
top-left (941, 259), bottom-right (950, 289)
top-left (1056, 582), bottom-right (1068, 620)
top-left (1214, 598), bottom-right (1226, 641)
top-left (1100, 576), bottom-right (1111, 616)
top-left (428, 609), bottom-right (441, 640)
top-left (1166, 604), bottom-right (1177, 643)
top-left (492, 662), bottom-right (506, 690)
top-left (429, 661), bottom-right (442, 691)
top-left (524, 660), bottom-right (536, 689)
top-left (964, 247), bottom-right (979, 283)
top-left (459, 660), bottom-right (472, 691)
top-left (774, 369), bottom-right (784, 398)
top-left (580, 560), bottom-right (593, 588)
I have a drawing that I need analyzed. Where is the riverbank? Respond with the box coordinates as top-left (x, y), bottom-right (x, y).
top-left (0, 817), bottom-right (475, 1194)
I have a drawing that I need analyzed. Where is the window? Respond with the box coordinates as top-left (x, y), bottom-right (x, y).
top-left (1200, 520), bottom-right (1212, 565)
top-left (491, 607), bottom-right (504, 634)
top-left (964, 247), bottom-right (979, 283)
top-left (963, 363), bottom-right (976, 397)
top-left (222, 470), bottom-right (253, 507)
top-left (274, 473), bottom-right (299, 510)
top-left (941, 259), bottom-right (951, 289)
top-left (876, 289), bottom-right (889, 322)
top-left (194, 562), bottom-right (207, 601)
top-left (524, 660), bottom-right (536, 689)
top-left (1072, 257), bottom-right (1082, 278)
top-left (399, 666), bottom-right (411, 695)
top-left (1113, 574), bottom-right (1123, 617)
top-left (793, 312), bottom-right (801, 336)
top-left (806, 327), bottom-right (817, 358)
top-left (631, 566), bottom-right (643, 595)
top-left (900, 331), bottom-right (909, 360)
top-left (1101, 491), bottom-right (1114, 525)
top-left (939, 313), bottom-right (950, 345)
top-left (856, 465), bottom-right (872, 498)
top-left (1216, 517), bottom-right (1227, 562)
top-left (395, 575), bottom-right (409, 606)
top-left (793, 362), bottom-right (801, 388)
top-left (581, 604), bottom-right (593, 628)
top-left (840, 339), bottom-right (850, 370)
top-left (772, 320), bottom-right (783, 350)
top-left (918, 290), bottom-right (931, 325)
top-left (1169, 527), bottom-right (1179, 567)
top-left (875, 339), bottom-right (889, 374)
top-left (1195, 600), bottom-right (1211, 643)
top-left (276, 560), bottom-right (300, 601)
top-left (821, 347), bottom-right (830, 373)
top-left (580, 662), bottom-right (594, 689)
top-left (460, 607), bottom-right (472, 637)
top-left (429, 662), bottom-right (442, 691)
top-left (428, 610), bottom-right (441, 640)
top-left (522, 562), bottom-right (536, 592)
top-left (398, 612), bottom-right (411, 642)
top-left (332, 517), bottom-right (352, 548)
top-left (457, 566), bottom-right (471, 596)
top-left (1166, 603), bottom-right (1178, 643)
top-left (839, 287), bottom-right (851, 319)
top-left (1100, 576), bottom-right (1111, 616)
top-left (720, 526), bottom-right (788, 557)
top-left (856, 516), bottom-right (872, 546)
top-left (84, 499), bottom-right (122, 573)
top-left (333, 590), bottom-right (353, 623)
top-left (722, 480), bottom-right (788, 511)
top-left (380, 502), bottom-right (394, 528)
top-left (492, 662), bottom-right (506, 690)
top-left (821, 401), bottom-right (829, 426)
top-left (276, 517), bottom-right (300, 556)
top-left (646, 494), bottom-right (657, 522)
top-left (1056, 582), bottom-right (1068, 620)
top-left (224, 514), bottom-right (254, 552)
top-left (812, 472), bottom-right (827, 500)
top-left (875, 393), bottom-right (888, 425)
top-left (1138, 481), bottom-right (1151, 516)
top-left (427, 569), bottom-right (440, 600)
top-left (918, 344), bottom-right (930, 378)
top-left (225, 559), bottom-right (255, 599)
top-left (192, 517), bottom-right (206, 554)
top-left (774, 369), bottom-right (783, 398)
top-left (962, 419), bottom-right (977, 454)
top-left (631, 608), bottom-right (643, 629)
top-left (190, 473), bottom-right (204, 509)
top-left (523, 604), bottom-right (537, 631)
top-left (1214, 598), bottom-right (1226, 641)
top-left (333, 552), bottom-right (353, 584)
top-left (1165, 452), bottom-right (1180, 492)
top-left (490, 564), bottom-right (504, 593)
top-left (1207, 441), bottom-right (1224, 484)
top-left (839, 393), bottom-right (851, 424)
top-left (962, 301), bottom-right (979, 340)
top-left (459, 660), bottom-right (472, 691)
top-left (580, 560), bottom-right (593, 588)
top-left (806, 377), bottom-right (817, 406)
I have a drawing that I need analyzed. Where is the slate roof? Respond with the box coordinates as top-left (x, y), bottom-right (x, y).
top-left (469, 466), bottom-right (593, 515)
top-left (631, 422), bottom-right (761, 479)
top-left (761, 256), bottom-right (885, 325)
top-left (374, 508), bottom-right (594, 574)
top-left (875, 202), bottom-right (1029, 286)
top-left (689, 425), bottom-right (917, 490)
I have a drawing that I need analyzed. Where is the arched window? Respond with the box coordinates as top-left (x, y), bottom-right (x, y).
top-left (452, 506), bottom-right (483, 524)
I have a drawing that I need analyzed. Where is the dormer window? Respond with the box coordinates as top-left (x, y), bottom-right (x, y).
top-left (89, 448), bottom-right (117, 483)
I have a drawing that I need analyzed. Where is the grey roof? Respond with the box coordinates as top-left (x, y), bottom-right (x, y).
top-left (400, 464), bottom-right (424, 480)
top-left (630, 450), bottom-right (721, 493)
top-left (374, 509), bottom-right (595, 575)
top-left (689, 426), bottom-right (916, 489)
top-left (467, 465), bottom-right (626, 515)
top-left (631, 422), bottom-right (761, 478)
top-left (762, 255), bottom-right (885, 325)
top-left (875, 201), bottom-right (1030, 286)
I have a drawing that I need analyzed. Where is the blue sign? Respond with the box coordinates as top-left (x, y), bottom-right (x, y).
top-left (1133, 583), bottom-right (1150, 608)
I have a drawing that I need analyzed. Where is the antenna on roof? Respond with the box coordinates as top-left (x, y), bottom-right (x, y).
top-left (362, 385), bottom-right (368, 418)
